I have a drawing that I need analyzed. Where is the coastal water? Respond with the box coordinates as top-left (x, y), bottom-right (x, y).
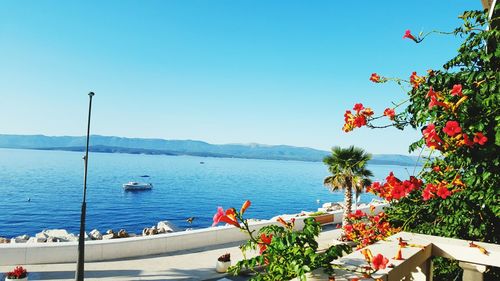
top-left (0, 148), bottom-right (416, 237)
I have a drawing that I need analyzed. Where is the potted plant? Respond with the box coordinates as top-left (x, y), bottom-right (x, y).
top-left (4, 266), bottom-right (28, 281)
top-left (309, 211), bottom-right (334, 225)
top-left (215, 253), bottom-right (231, 273)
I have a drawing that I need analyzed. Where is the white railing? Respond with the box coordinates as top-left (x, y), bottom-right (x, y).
top-left (327, 232), bottom-right (500, 281)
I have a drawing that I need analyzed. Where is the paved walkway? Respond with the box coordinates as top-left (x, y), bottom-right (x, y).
top-left (0, 226), bottom-right (342, 281)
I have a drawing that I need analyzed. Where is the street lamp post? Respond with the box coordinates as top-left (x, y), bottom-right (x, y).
top-left (75, 92), bottom-right (95, 281)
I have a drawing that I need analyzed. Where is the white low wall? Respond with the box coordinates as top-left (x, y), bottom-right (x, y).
top-left (0, 203), bottom-right (387, 266)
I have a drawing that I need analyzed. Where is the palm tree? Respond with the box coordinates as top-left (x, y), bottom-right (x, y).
top-left (323, 146), bottom-right (373, 231)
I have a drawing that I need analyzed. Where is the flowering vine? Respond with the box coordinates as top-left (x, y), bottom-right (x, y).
top-left (213, 201), bottom-right (351, 280)
top-left (339, 9), bottom-right (499, 280)
top-left (343, 209), bottom-right (400, 249)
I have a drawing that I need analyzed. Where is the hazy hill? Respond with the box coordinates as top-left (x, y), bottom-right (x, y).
top-left (0, 134), bottom-right (421, 166)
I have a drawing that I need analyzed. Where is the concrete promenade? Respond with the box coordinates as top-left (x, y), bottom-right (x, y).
top-left (0, 226), bottom-right (342, 281)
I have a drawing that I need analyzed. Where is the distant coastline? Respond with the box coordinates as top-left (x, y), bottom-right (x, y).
top-left (0, 134), bottom-right (422, 166)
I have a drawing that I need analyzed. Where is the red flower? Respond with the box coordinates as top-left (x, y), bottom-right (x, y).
top-left (367, 172), bottom-right (425, 201)
top-left (353, 103), bottom-right (364, 113)
top-left (443, 121), bottom-right (462, 137)
top-left (240, 200), bottom-right (251, 215)
top-left (260, 233), bottom-right (272, 244)
top-left (372, 254), bottom-right (389, 270)
top-left (344, 110), bottom-right (353, 122)
top-left (391, 184), bottom-right (406, 200)
top-left (422, 188), bottom-right (433, 201)
top-left (344, 224), bottom-right (353, 233)
top-left (403, 30), bottom-right (417, 41)
top-left (343, 103), bottom-right (374, 133)
top-left (422, 124), bottom-right (443, 149)
top-left (426, 87), bottom-right (437, 99)
top-left (383, 108), bottom-right (395, 120)
top-left (354, 115), bottom-right (367, 128)
top-left (212, 207), bottom-right (240, 228)
top-left (462, 134), bottom-right (474, 147)
top-left (353, 210), bottom-right (366, 219)
top-left (422, 184), bottom-right (436, 201)
top-left (428, 96), bottom-right (447, 109)
top-left (258, 233), bottom-right (273, 254)
top-left (437, 185), bottom-right (451, 199)
top-left (362, 108), bottom-right (374, 117)
top-left (473, 132), bottom-right (488, 145)
top-left (451, 84), bottom-right (463, 96)
top-left (409, 72), bottom-right (423, 88)
top-left (370, 73), bottom-right (380, 82)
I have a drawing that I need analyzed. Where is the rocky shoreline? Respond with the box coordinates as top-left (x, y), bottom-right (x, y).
top-left (0, 200), bottom-right (386, 245)
top-left (0, 220), bottom-right (179, 244)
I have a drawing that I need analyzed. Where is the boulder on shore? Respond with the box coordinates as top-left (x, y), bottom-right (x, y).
top-left (102, 233), bottom-right (115, 240)
top-left (45, 236), bottom-right (60, 243)
top-left (157, 221), bottom-right (179, 233)
top-left (102, 229), bottom-right (117, 239)
top-left (142, 226), bottom-right (158, 236)
top-left (27, 237), bottom-right (46, 243)
top-left (117, 229), bottom-right (129, 238)
top-left (0, 237), bottom-right (10, 243)
top-left (36, 229), bottom-right (77, 242)
top-left (11, 235), bottom-right (30, 243)
top-left (89, 229), bottom-right (103, 240)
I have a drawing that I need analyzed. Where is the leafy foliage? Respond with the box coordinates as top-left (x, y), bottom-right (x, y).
top-left (384, 7), bottom-right (500, 244)
top-left (228, 218), bottom-right (351, 280)
top-left (346, 6), bottom-right (499, 281)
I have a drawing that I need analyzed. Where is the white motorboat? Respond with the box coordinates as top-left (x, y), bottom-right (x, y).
top-left (123, 182), bottom-right (153, 191)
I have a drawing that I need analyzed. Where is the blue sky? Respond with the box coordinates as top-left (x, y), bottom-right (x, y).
top-left (0, 1), bottom-right (482, 154)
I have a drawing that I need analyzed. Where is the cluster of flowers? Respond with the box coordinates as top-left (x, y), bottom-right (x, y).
top-left (422, 121), bottom-right (488, 150)
top-left (368, 168), bottom-right (468, 201)
top-left (421, 83), bottom-right (487, 150)
top-left (367, 172), bottom-right (423, 201)
top-left (421, 168), bottom-right (466, 200)
top-left (343, 103), bottom-right (374, 132)
top-left (427, 85), bottom-right (467, 110)
top-left (369, 72), bottom-right (391, 84)
top-left (212, 200), bottom-right (295, 256)
top-left (422, 182), bottom-right (452, 200)
top-left (5, 266), bottom-right (28, 279)
top-left (410, 71), bottom-right (425, 89)
top-left (343, 209), bottom-right (400, 249)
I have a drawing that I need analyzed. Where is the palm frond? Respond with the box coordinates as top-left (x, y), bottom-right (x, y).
top-left (323, 146), bottom-right (373, 199)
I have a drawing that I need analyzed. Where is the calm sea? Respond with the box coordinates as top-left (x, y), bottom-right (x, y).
top-left (0, 148), bottom-right (414, 238)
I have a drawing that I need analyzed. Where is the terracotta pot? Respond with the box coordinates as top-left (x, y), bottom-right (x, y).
top-left (215, 260), bottom-right (231, 273)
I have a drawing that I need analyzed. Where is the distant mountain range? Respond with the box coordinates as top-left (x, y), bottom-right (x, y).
top-left (0, 134), bottom-right (421, 166)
